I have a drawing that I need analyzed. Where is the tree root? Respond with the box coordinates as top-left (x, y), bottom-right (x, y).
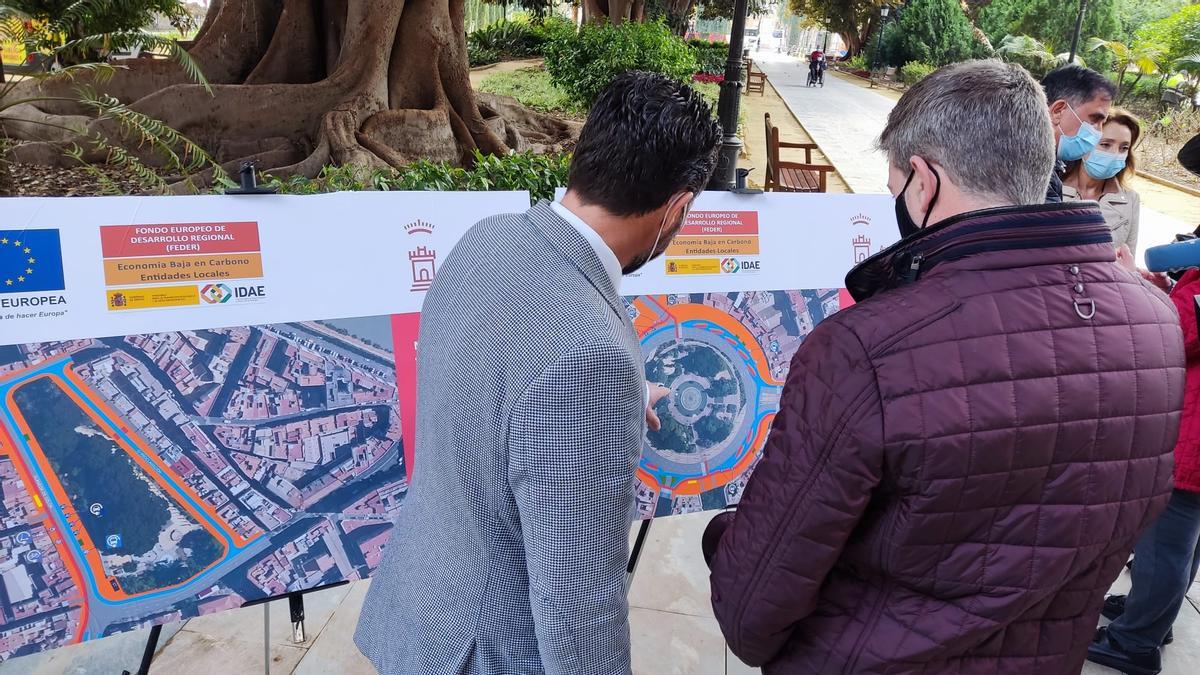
top-left (2, 0), bottom-right (580, 190)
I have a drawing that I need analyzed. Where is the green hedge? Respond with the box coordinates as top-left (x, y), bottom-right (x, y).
top-left (257, 151), bottom-right (571, 204)
top-left (899, 61), bottom-right (937, 85)
top-left (468, 17), bottom-right (574, 67)
top-left (544, 20), bottom-right (698, 106)
top-left (689, 39), bottom-right (729, 75)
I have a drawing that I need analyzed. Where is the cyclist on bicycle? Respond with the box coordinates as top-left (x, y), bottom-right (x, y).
top-left (808, 50), bottom-right (826, 85)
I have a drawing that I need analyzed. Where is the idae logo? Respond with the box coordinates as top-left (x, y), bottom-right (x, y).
top-left (721, 258), bottom-right (760, 274)
top-left (200, 283), bottom-right (232, 304)
top-left (200, 283), bottom-right (266, 305)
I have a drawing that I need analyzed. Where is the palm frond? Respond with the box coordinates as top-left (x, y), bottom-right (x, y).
top-left (63, 142), bottom-right (126, 196)
top-left (80, 134), bottom-right (170, 193)
top-left (0, 9), bottom-right (30, 42)
top-left (59, 31), bottom-right (209, 90)
top-left (77, 88), bottom-right (228, 185)
top-left (1175, 54), bottom-right (1200, 75)
top-left (44, 61), bottom-right (121, 83)
top-left (1088, 38), bottom-right (1127, 59)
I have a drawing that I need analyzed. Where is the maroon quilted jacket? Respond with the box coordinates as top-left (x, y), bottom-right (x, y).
top-left (703, 203), bottom-right (1184, 674)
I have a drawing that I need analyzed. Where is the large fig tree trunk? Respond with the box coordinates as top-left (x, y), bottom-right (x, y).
top-left (3, 0), bottom-right (576, 181)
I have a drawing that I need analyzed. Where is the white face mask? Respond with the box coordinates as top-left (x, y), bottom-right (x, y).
top-left (623, 213), bottom-right (671, 276)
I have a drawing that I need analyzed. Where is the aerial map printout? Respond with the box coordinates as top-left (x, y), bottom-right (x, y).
top-left (0, 190), bottom-right (896, 661)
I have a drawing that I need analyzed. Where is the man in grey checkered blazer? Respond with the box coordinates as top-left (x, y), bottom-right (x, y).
top-left (354, 72), bottom-right (720, 675)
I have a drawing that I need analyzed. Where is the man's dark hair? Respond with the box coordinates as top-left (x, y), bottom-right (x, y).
top-left (568, 71), bottom-right (721, 216)
top-left (1179, 132), bottom-right (1200, 177)
top-left (1041, 64), bottom-right (1117, 107)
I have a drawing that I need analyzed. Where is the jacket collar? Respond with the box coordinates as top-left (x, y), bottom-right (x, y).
top-left (846, 202), bottom-right (1112, 301)
top-left (526, 200), bottom-right (629, 321)
top-left (1061, 181), bottom-right (1130, 205)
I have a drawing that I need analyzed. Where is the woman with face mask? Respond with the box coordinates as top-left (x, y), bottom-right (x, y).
top-left (1062, 109), bottom-right (1143, 254)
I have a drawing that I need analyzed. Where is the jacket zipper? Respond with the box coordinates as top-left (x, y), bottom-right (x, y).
top-left (907, 226), bottom-right (1112, 280)
top-left (904, 253), bottom-right (924, 283)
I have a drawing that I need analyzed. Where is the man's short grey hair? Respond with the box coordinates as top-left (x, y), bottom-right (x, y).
top-left (877, 59), bottom-right (1055, 206)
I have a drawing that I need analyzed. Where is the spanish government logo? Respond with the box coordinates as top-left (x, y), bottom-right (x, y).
top-left (0, 229), bottom-right (65, 294)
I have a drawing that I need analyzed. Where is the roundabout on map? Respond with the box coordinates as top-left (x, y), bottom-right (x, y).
top-left (636, 299), bottom-right (781, 504)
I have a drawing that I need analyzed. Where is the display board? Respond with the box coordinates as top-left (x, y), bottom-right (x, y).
top-left (612, 192), bottom-right (899, 517)
top-left (0, 192), bottom-right (526, 660)
top-left (0, 190), bottom-right (897, 661)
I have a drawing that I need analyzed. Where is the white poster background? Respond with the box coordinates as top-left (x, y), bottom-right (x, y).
top-left (0, 191), bottom-right (530, 345)
top-left (551, 190), bottom-right (901, 294)
top-left (1, 190), bottom-right (899, 347)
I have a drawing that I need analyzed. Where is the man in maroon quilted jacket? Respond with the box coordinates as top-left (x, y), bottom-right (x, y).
top-left (702, 59), bottom-right (1185, 674)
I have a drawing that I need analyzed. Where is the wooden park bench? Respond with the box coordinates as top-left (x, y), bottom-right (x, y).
top-left (763, 113), bottom-right (836, 193)
top-left (744, 58), bottom-right (767, 96)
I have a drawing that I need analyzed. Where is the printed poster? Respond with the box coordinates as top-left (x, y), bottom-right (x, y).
top-left (0, 191), bottom-right (527, 661)
top-left (0, 190), bottom-right (897, 661)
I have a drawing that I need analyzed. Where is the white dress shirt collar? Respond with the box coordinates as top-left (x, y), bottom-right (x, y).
top-left (551, 201), bottom-right (622, 292)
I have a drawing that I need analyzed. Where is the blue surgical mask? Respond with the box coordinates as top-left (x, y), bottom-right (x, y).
top-left (1083, 149), bottom-right (1127, 180)
top-left (1057, 103), bottom-right (1102, 161)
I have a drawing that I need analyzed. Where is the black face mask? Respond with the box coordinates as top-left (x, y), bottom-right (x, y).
top-left (895, 167), bottom-right (942, 239)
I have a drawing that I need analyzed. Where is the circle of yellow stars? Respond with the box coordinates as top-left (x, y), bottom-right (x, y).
top-left (0, 237), bottom-right (36, 287)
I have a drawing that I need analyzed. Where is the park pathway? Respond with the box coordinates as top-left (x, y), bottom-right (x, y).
top-left (753, 51), bottom-right (1194, 256)
top-left (754, 53), bottom-right (894, 194)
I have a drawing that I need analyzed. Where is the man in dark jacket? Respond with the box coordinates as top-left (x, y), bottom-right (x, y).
top-left (703, 60), bottom-right (1183, 674)
top-left (1042, 65), bottom-right (1115, 203)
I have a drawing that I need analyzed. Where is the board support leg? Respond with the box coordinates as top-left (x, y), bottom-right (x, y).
top-left (626, 518), bottom-right (653, 592)
top-left (121, 622), bottom-right (162, 675)
top-left (288, 592), bottom-right (305, 643)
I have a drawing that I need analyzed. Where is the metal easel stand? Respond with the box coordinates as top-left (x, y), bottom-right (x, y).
top-left (626, 518), bottom-right (654, 591)
top-left (258, 591), bottom-right (308, 675)
top-left (121, 623), bottom-right (163, 675)
top-left (225, 162), bottom-right (278, 196)
top-left (117, 162), bottom-right (276, 675)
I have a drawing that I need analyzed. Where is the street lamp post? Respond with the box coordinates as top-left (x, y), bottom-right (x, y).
top-left (706, 0), bottom-right (750, 191)
top-left (873, 6), bottom-right (891, 74)
top-left (1067, 0), bottom-right (1089, 64)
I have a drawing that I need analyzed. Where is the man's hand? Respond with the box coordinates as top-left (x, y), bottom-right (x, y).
top-left (646, 384), bottom-right (670, 432)
top-left (1116, 243), bottom-right (1137, 272)
top-left (1117, 244), bottom-right (1172, 292)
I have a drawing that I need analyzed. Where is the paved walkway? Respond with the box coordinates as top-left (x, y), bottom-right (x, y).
top-left (754, 53), bottom-right (893, 194)
top-left (754, 52), bottom-right (1195, 256)
top-left (4, 511), bottom-right (1199, 674)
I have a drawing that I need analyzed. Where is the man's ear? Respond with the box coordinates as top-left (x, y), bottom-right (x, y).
top-left (1048, 99), bottom-right (1068, 127)
top-left (907, 156), bottom-right (939, 220)
top-left (664, 191), bottom-right (695, 225)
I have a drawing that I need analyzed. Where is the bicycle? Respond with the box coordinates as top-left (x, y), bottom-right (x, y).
top-left (806, 64), bottom-right (825, 87)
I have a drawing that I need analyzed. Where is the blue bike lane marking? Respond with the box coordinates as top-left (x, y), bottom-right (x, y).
top-left (0, 357), bottom-right (259, 608)
top-left (639, 318), bottom-right (782, 481)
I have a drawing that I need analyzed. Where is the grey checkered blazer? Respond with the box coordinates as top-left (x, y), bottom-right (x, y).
top-left (354, 201), bottom-right (645, 675)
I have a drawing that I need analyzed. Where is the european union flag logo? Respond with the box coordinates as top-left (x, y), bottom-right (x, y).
top-left (0, 230), bottom-right (65, 294)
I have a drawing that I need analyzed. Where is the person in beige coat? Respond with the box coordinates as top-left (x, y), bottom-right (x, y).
top-left (1063, 108), bottom-right (1142, 253)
